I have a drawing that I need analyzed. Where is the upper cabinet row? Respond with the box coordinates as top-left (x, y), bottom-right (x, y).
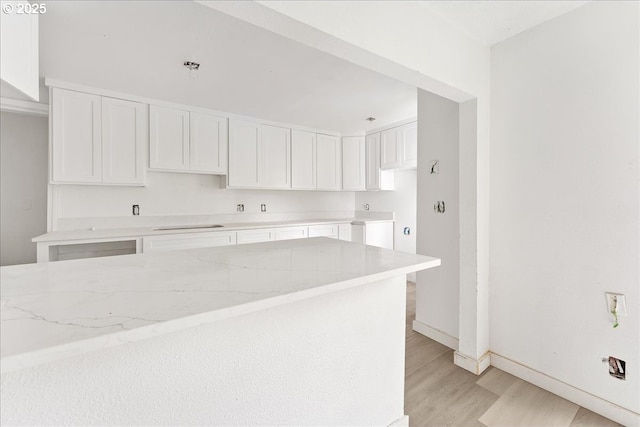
top-left (49, 85), bottom-right (414, 190)
top-left (227, 119), bottom-right (343, 191)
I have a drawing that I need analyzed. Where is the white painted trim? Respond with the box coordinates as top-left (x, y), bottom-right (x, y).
top-left (387, 415), bottom-right (409, 427)
top-left (412, 319), bottom-right (459, 350)
top-left (453, 350), bottom-right (490, 375)
top-left (490, 353), bottom-right (640, 427)
top-left (366, 116), bottom-right (417, 135)
top-left (44, 78), bottom-right (341, 137)
top-left (0, 97), bottom-right (48, 116)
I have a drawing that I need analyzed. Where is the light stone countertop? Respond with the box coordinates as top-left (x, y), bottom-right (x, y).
top-left (32, 217), bottom-right (392, 243)
top-left (0, 238), bottom-right (440, 373)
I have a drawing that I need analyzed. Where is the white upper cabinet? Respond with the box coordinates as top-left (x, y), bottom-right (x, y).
top-left (380, 121), bottom-right (417, 170)
top-left (52, 89), bottom-right (102, 184)
top-left (262, 125), bottom-right (291, 189)
top-left (228, 119), bottom-right (261, 187)
top-left (400, 121), bottom-right (418, 169)
top-left (228, 120), bottom-right (291, 189)
top-left (316, 133), bottom-right (342, 191)
top-left (149, 105), bottom-right (189, 171)
top-left (380, 128), bottom-right (400, 170)
top-left (342, 136), bottom-right (365, 191)
top-left (101, 97), bottom-right (147, 185)
top-left (291, 129), bottom-right (316, 190)
top-left (51, 88), bottom-right (147, 186)
top-left (149, 106), bottom-right (227, 174)
top-left (365, 132), bottom-right (394, 191)
top-left (1, 2), bottom-right (39, 101)
top-left (189, 112), bottom-right (227, 174)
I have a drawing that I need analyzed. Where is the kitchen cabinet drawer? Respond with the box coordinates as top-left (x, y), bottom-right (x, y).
top-left (237, 228), bottom-right (276, 244)
top-left (275, 226), bottom-right (308, 241)
top-left (308, 224), bottom-right (339, 239)
top-left (142, 231), bottom-right (236, 253)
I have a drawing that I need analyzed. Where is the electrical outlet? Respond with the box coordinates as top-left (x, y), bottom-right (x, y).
top-left (605, 293), bottom-right (627, 316)
top-left (132, 205), bottom-right (140, 216)
top-left (403, 227), bottom-right (410, 235)
top-left (237, 204), bottom-right (244, 212)
top-left (261, 204), bottom-right (267, 212)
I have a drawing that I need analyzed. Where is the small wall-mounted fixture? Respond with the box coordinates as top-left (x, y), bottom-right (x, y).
top-left (237, 204), bottom-right (244, 213)
top-left (132, 205), bottom-right (140, 216)
top-left (366, 117), bottom-right (376, 122)
top-left (261, 204), bottom-right (267, 213)
top-left (363, 204), bottom-right (370, 211)
top-left (434, 201), bottom-right (445, 213)
top-left (184, 61), bottom-right (200, 71)
top-left (184, 61), bottom-right (200, 79)
top-left (430, 160), bottom-right (440, 175)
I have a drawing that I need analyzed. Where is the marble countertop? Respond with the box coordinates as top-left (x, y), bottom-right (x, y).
top-left (0, 238), bottom-right (439, 373)
top-left (33, 217), bottom-right (393, 243)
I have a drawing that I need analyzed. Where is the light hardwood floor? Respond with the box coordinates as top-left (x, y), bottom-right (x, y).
top-left (404, 282), bottom-right (621, 427)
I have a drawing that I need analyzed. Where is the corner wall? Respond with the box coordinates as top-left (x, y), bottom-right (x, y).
top-left (415, 90), bottom-right (460, 343)
top-left (490, 1), bottom-right (639, 419)
top-left (0, 112), bottom-right (48, 266)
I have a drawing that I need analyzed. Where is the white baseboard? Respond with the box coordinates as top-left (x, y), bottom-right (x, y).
top-left (388, 415), bottom-right (409, 427)
top-left (412, 320), bottom-right (459, 350)
top-left (454, 351), bottom-right (491, 375)
top-left (491, 353), bottom-right (640, 427)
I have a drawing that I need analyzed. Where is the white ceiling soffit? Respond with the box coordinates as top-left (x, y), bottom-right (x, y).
top-left (421, 1), bottom-right (591, 46)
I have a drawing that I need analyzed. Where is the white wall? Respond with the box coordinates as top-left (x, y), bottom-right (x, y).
top-left (0, 112), bottom-right (48, 266)
top-left (490, 0), bottom-right (639, 419)
top-left (415, 91), bottom-right (460, 343)
top-left (55, 172), bottom-right (355, 219)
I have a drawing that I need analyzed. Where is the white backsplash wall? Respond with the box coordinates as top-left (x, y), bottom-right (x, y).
top-left (54, 171), bottom-right (355, 224)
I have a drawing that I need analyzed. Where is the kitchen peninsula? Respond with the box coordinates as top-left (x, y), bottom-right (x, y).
top-left (1, 238), bottom-right (440, 426)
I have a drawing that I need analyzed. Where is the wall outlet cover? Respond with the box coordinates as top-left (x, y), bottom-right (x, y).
top-left (605, 293), bottom-right (627, 316)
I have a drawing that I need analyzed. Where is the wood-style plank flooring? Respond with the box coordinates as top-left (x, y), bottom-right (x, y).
top-left (404, 282), bottom-right (621, 427)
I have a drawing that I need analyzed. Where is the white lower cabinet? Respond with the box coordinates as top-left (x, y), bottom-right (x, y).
top-left (236, 228), bottom-right (276, 244)
top-left (142, 231), bottom-right (237, 253)
top-left (338, 224), bottom-right (352, 242)
top-left (351, 222), bottom-right (394, 249)
top-left (275, 226), bottom-right (308, 241)
top-left (308, 224), bottom-right (339, 239)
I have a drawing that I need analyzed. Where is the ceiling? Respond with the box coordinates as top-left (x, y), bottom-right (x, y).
top-left (422, 1), bottom-right (590, 46)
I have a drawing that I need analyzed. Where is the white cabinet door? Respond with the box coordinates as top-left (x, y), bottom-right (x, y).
top-left (366, 132), bottom-right (394, 191)
top-left (400, 121), bottom-right (417, 168)
top-left (338, 224), bottom-right (352, 242)
top-left (380, 127), bottom-right (400, 170)
top-left (316, 134), bottom-right (341, 190)
top-left (149, 105), bottom-right (189, 171)
top-left (237, 229), bottom-right (276, 244)
top-left (228, 119), bottom-right (261, 187)
top-left (101, 97), bottom-right (147, 185)
top-left (308, 224), bottom-right (339, 239)
top-left (365, 222), bottom-right (394, 249)
top-left (365, 133), bottom-right (380, 190)
top-left (291, 129), bottom-right (316, 189)
top-left (142, 231), bottom-right (236, 253)
top-left (275, 226), bottom-right (308, 241)
top-left (51, 88), bottom-right (102, 183)
top-left (342, 136), bottom-right (365, 191)
top-left (190, 112), bottom-right (228, 174)
top-left (262, 125), bottom-right (291, 189)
